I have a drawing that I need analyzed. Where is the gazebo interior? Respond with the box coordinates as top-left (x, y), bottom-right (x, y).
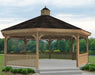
top-left (1, 7), bottom-right (91, 69)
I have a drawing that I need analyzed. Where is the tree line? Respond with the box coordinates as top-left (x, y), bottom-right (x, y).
top-left (0, 38), bottom-right (95, 55)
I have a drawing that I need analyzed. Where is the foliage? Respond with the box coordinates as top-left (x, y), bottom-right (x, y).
top-left (27, 68), bottom-right (35, 73)
top-left (89, 38), bottom-right (95, 55)
top-left (53, 50), bottom-right (61, 52)
top-left (45, 50), bottom-right (50, 52)
top-left (27, 50), bottom-right (31, 52)
top-left (20, 51), bottom-right (24, 53)
top-left (2, 66), bottom-right (35, 74)
top-left (16, 68), bottom-right (23, 73)
top-left (2, 66), bottom-right (12, 72)
top-left (0, 39), bottom-right (4, 51)
top-left (89, 50), bottom-right (94, 55)
top-left (21, 68), bottom-right (28, 74)
top-left (10, 69), bottom-right (18, 74)
top-left (81, 64), bottom-right (95, 71)
top-left (10, 51), bottom-right (15, 53)
top-left (79, 39), bottom-right (86, 53)
top-left (0, 50), bottom-right (4, 54)
top-left (0, 38), bottom-right (95, 54)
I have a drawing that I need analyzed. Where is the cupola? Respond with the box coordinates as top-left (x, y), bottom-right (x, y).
top-left (41, 6), bottom-right (50, 16)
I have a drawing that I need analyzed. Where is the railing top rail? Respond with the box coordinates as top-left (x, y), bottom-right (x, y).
top-left (79, 53), bottom-right (88, 56)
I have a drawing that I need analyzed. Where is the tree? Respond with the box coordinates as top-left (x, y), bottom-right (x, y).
top-left (0, 38), bottom-right (95, 55)
top-left (0, 39), bottom-right (4, 51)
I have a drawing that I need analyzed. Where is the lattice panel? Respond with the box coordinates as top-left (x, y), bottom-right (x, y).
top-left (6, 54), bottom-right (37, 67)
top-left (79, 53), bottom-right (88, 66)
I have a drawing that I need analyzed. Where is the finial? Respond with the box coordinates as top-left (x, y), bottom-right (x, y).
top-left (45, 6), bottom-right (46, 8)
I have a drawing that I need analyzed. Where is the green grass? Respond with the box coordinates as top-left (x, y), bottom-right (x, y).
top-left (0, 55), bottom-right (95, 75)
top-left (89, 56), bottom-right (95, 64)
top-left (0, 55), bottom-right (9, 75)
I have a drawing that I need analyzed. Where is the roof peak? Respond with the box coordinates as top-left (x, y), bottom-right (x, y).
top-left (41, 6), bottom-right (50, 16)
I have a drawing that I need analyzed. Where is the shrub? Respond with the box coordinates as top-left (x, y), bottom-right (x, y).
top-left (45, 50), bottom-right (50, 53)
top-left (21, 68), bottom-right (28, 74)
top-left (27, 68), bottom-right (35, 73)
top-left (2, 66), bottom-right (12, 72)
top-left (81, 64), bottom-right (89, 70)
top-left (89, 50), bottom-right (94, 55)
top-left (17, 68), bottom-right (23, 73)
top-left (2, 66), bottom-right (35, 74)
top-left (20, 51), bottom-right (24, 53)
top-left (80, 51), bottom-right (84, 54)
top-left (39, 50), bottom-right (41, 53)
top-left (10, 51), bottom-right (15, 53)
top-left (10, 69), bottom-right (18, 74)
top-left (89, 66), bottom-right (95, 71)
top-left (27, 50), bottom-right (31, 52)
top-left (81, 64), bottom-right (95, 71)
top-left (53, 50), bottom-right (61, 53)
top-left (0, 50), bottom-right (4, 54)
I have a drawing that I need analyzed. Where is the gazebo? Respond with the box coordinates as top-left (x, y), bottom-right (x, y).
top-left (1, 7), bottom-right (91, 69)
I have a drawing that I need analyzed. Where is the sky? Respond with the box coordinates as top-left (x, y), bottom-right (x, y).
top-left (0, 0), bottom-right (95, 38)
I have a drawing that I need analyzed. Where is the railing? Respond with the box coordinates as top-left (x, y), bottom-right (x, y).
top-left (5, 52), bottom-right (76, 68)
top-left (8, 52), bottom-right (76, 59)
top-left (39, 52), bottom-right (76, 59)
top-left (79, 53), bottom-right (88, 66)
top-left (6, 54), bottom-right (37, 67)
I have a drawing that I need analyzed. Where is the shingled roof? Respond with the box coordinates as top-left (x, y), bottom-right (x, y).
top-left (2, 7), bottom-right (81, 31)
top-left (2, 15), bottom-right (81, 31)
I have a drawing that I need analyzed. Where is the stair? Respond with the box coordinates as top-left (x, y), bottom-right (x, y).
top-left (38, 68), bottom-right (82, 75)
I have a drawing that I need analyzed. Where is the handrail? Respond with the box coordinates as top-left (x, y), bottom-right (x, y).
top-left (7, 52), bottom-right (76, 54)
top-left (79, 53), bottom-right (88, 56)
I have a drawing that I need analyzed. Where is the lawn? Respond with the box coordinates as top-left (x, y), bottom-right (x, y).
top-left (0, 55), bottom-right (10, 75)
top-left (0, 55), bottom-right (20, 75)
top-left (0, 54), bottom-right (95, 75)
top-left (89, 56), bottom-right (95, 64)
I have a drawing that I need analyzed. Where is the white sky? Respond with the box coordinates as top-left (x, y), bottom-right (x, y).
top-left (0, 0), bottom-right (95, 38)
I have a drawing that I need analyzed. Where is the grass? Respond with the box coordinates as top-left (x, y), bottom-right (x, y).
top-left (0, 54), bottom-right (95, 75)
top-left (89, 56), bottom-right (95, 64)
top-left (0, 55), bottom-right (9, 75)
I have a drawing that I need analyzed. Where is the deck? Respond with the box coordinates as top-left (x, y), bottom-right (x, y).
top-left (39, 59), bottom-right (77, 69)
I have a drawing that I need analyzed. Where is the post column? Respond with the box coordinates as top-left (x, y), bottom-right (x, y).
top-left (72, 39), bottom-right (75, 60)
top-left (86, 36), bottom-right (89, 63)
top-left (86, 36), bottom-right (88, 53)
top-left (24, 39), bottom-right (27, 53)
top-left (48, 40), bottom-right (52, 59)
top-left (36, 32), bottom-right (39, 69)
top-left (4, 36), bottom-right (8, 66)
top-left (76, 34), bottom-right (80, 67)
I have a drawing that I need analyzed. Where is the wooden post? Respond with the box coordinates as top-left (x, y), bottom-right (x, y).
top-left (72, 40), bottom-right (74, 60)
top-left (48, 40), bottom-right (52, 59)
top-left (4, 36), bottom-right (8, 66)
top-left (36, 32), bottom-right (39, 69)
top-left (76, 34), bottom-right (80, 67)
top-left (86, 36), bottom-right (89, 63)
top-left (24, 39), bottom-right (27, 53)
top-left (86, 37), bottom-right (88, 53)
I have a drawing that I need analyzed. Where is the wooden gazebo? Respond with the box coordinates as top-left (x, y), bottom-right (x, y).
top-left (1, 7), bottom-right (91, 69)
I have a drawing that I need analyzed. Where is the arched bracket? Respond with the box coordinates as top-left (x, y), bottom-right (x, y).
top-left (32, 33), bottom-right (44, 40)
